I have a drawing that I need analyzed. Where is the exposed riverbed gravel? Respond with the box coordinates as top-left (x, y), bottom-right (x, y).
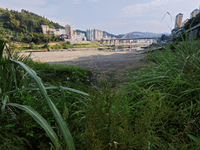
top-left (27, 49), bottom-right (149, 83)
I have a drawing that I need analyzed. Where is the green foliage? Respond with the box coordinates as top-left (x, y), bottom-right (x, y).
top-left (161, 34), bottom-right (170, 41)
top-left (1, 39), bottom-right (93, 149)
top-left (2, 29), bottom-right (200, 149)
top-left (0, 8), bottom-right (64, 33)
top-left (121, 40), bottom-right (200, 149)
top-left (184, 13), bottom-right (200, 30)
top-left (0, 8), bottom-right (64, 43)
top-left (28, 61), bottom-right (91, 90)
top-left (85, 80), bottom-right (132, 150)
top-left (0, 131), bottom-right (30, 150)
top-left (51, 44), bottom-right (62, 49)
top-left (61, 42), bottom-right (73, 49)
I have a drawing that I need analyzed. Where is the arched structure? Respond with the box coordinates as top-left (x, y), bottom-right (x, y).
top-left (121, 31), bottom-right (151, 39)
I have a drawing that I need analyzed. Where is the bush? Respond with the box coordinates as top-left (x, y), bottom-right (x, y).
top-left (51, 44), bottom-right (62, 49)
top-left (33, 45), bottom-right (39, 50)
top-left (30, 42), bottom-right (35, 49)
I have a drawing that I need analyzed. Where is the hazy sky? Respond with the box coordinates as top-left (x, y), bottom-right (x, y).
top-left (1, 0), bottom-right (200, 34)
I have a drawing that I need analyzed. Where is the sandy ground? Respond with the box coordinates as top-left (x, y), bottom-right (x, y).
top-left (27, 49), bottom-right (149, 82)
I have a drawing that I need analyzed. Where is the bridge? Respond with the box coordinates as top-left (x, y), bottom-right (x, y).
top-left (97, 31), bottom-right (160, 46)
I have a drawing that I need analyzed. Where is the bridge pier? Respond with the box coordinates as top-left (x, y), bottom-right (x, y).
top-left (114, 40), bottom-right (116, 46)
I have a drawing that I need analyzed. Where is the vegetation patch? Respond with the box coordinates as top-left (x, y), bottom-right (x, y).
top-left (1, 37), bottom-right (200, 149)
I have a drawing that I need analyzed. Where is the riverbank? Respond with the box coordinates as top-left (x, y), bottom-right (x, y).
top-left (20, 43), bottom-right (152, 53)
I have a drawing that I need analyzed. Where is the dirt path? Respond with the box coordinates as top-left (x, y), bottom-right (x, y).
top-left (28, 49), bottom-right (149, 83)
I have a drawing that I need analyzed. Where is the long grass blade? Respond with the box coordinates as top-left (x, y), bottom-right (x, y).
top-left (60, 85), bottom-right (88, 96)
top-left (60, 86), bottom-right (65, 113)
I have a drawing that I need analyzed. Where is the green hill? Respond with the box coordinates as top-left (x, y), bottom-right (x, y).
top-left (0, 8), bottom-right (65, 43)
top-left (0, 8), bottom-right (64, 33)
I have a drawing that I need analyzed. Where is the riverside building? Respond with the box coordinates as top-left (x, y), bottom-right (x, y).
top-left (86, 29), bottom-right (103, 41)
top-left (41, 25), bottom-right (64, 36)
top-left (65, 25), bottom-right (74, 40)
top-left (174, 13), bottom-right (183, 29)
top-left (190, 9), bottom-right (200, 19)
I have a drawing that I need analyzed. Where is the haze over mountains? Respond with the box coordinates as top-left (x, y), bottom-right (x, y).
top-left (76, 30), bottom-right (168, 39)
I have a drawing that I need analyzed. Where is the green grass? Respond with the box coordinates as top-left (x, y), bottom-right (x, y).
top-left (2, 34), bottom-right (200, 149)
top-left (28, 61), bottom-right (91, 91)
top-left (118, 39), bottom-right (200, 149)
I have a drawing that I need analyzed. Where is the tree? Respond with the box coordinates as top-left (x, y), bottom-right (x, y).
top-left (161, 34), bottom-right (168, 41)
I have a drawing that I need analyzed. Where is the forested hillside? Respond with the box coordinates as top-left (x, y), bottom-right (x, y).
top-left (0, 8), bottom-right (64, 43)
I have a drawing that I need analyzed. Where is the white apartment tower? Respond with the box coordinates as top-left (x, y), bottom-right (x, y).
top-left (86, 29), bottom-right (103, 41)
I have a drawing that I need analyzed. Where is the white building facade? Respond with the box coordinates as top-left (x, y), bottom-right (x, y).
top-left (87, 29), bottom-right (103, 41)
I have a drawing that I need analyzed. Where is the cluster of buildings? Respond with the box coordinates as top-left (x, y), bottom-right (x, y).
top-left (174, 7), bottom-right (200, 30)
top-left (41, 24), bottom-right (87, 41)
top-left (41, 24), bottom-right (114, 42)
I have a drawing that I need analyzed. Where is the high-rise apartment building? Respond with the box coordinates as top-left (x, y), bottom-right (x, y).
top-left (65, 25), bottom-right (74, 40)
top-left (191, 9), bottom-right (199, 18)
top-left (86, 29), bottom-right (103, 41)
top-left (86, 29), bottom-right (94, 41)
top-left (190, 9), bottom-right (200, 19)
top-left (174, 13), bottom-right (183, 29)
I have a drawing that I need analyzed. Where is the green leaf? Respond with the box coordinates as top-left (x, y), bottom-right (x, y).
top-left (1, 95), bottom-right (8, 112)
top-left (60, 85), bottom-right (88, 96)
top-left (188, 134), bottom-right (200, 145)
top-left (168, 143), bottom-right (176, 150)
top-left (5, 124), bottom-right (15, 128)
top-left (7, 103), bottom-right (62, 149)
top-left (60, 86), bottom-right (65, 113)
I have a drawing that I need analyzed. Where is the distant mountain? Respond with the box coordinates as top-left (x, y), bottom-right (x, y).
top-left (76, 29), bottom-right (86, 36)
top-left (76, 29), bottom-right (169, 38)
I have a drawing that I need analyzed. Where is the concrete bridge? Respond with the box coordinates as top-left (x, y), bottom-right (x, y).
top-left (97, 31), bottom-right (160, 46)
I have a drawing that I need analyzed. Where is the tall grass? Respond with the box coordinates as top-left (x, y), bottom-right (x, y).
top-left (119, 36), bottom-right (200, 148)
top-left (1, 33), bottom-right (200, 149)
top-left (0, 39), bottom-right (91, 149)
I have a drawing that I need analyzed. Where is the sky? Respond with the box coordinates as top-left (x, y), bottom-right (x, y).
top-left (1, 0), bottom-right (200, 35)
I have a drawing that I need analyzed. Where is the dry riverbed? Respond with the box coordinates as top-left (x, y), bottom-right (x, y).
top-left (27, 49), bottom-right (149, 86)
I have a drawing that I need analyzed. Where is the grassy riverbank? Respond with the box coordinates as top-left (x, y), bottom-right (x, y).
top-left (1, 39), bottom-right (200, 149)
top-left (8, 41), bottom-right (106, 52)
